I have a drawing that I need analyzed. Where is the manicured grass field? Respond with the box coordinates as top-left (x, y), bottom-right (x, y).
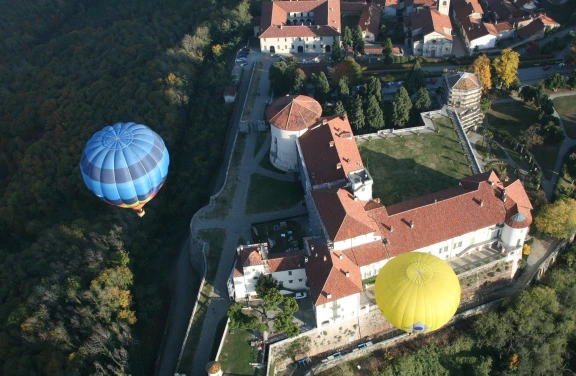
top-left (246, 173), bottom-right (302, 214)
top-left (219, 329), bottom-right (260, 375)
top-left (553, 96), bottom-right (576, 139)
top-left (358, 116), bottom-right (473, 206)
top-left (487, 102), bottom-right (561, 180)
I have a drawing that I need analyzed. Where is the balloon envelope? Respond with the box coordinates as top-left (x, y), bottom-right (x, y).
top-left (80, 122), bottom-right (170, 211)
top-left (375, 252), bottom-right (460, 333)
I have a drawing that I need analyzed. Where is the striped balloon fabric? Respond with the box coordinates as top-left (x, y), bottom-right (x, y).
top-left (80, 122), bottom-right (170, 216)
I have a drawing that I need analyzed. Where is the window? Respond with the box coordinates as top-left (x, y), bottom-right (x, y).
top-left (285, 45), bottom-right (287, 49)
top-left (289, 280), bottom-right (293, 283)
top-left (288, 271), bottom-right (292, 275)
top-left (367, 270), bottom-right (372, 276)
top-left (453, 241), bottom-right (462, 249)
top-left (277, 38), bottom-right (279, 42)
top-left (253, 276), bottom-right (258, 280)
top-left (470, 237), bottom-right (475, 246)
top-left (291, 45), bottom-right (294, 49)
top-left (443, 1), bottom-right (447, 4)
top-left (313, 44), bottom-right (316, 49)
top-left (306, 45), bottom-right (309, 49)
top-left (299, 278), bottom-right (303, 282)
top-left (320, 37), bottom-right (323, 41)
top-left (285, 38), bottom-right (287, 41)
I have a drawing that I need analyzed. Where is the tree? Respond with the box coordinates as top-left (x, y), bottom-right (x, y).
top-left (365, 95), bottom-right (385, 129)
top-left (534, 199), bottom-right (576, 238)
top-left (227, 303), bottom-right (267, 331)
top-left (338, 76), bottom-right (350, 102)
top-left (352, 25), bottom-right (363, 52)
top-left (283, 337), bottom-right (311, 360)
top-left (334, 100), bottom-right (346, 116)
top-left (283, 297), bottom-right (299, 316)
top-left (480, 97), bottom-right (491, 114)
top-left (509, 77), bottom-right (522, 92)
top-left (256, 275), bottom-right (279, 297)
top-left (482, 129), bottom-right (493, 145)
top-left (543, 120), bottom-right (565, 143)
top-left (471, 54), bottom-right (492, 94)
top-left (492, 48), bottom-right (520, 88)
top-left (392, 87), bottom-right (412, 128)
top-left (519, 85), bottom-right (537, 104)
top-left (367, 76), bottom-right (382, 102)
top-left (565, 42), bottom-right (576, 65)
top-left (414, 87), bottom-right (431, 112)
top-left (406, 60), bottom-right (425, 94)
top-left (331, 40), bottom-right (342, 63)
top-left (331, 57), bottom-right (363, 85)
top-left (382, 37), bottom-right (394, 64)
top-left (342, 26), bottom-right (353, 51)
top-left (273, 313), bottom-right (300, 337)
top-left (540, 97), bottom-right (555, 118)
top-left (545, 73), bottom-right (566, 91)
top-left (291, 68), bottom-right (307, 94)
top-left (349, 95), bottom-right (365, 130)
top-left (520, 125), bottom-right (544, 148)
top-left (568, 69), bottom-right (576, 89)
top-left (269, 57), bottom-right (299, 96)
top-left (312, 72), bottom-right (330, 104)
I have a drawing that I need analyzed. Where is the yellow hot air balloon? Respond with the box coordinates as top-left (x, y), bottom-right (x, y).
top-left (375, 252), bottom-right (460, 333)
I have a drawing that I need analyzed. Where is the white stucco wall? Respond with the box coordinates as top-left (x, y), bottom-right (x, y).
top-left (468, 34), bottom-right (497, 52)
top-left (234, 264), bottom-right (266, 300)
top-left (413, 31), bottom-right (453, 57)
top-left (260, 35), bottom-right (337, 54)
top-left (270, 126), bottom-right (308, 172)
top-left (315, 293), bottom-right (361, 327)
top-left (333, 232), bottom-right (381, 251)
top-left (272, 269), bottom-right (308, 291)
top-left (360, 259), bottom-right (389, 279)
top-left (501, 224), bottom-right (527, 249)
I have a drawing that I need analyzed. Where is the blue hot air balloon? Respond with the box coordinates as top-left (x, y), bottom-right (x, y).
top-left (80, 122), bottom-right (170, 217)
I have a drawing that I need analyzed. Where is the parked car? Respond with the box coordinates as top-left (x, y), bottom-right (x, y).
top-left (295, 292), bottom-right (307, 299)
top-left (557, 63), bottom-right (565, 69)
top-left (357, 341), bottom-right (374, 349)
top-left (237, 52), bottom-right (248, 58)
top-left (332, 352), bottom-right (342, 359)
top-left (297, 358), bottom-right (311, 367)
top-left (236, 57), bottom-right (247, 63)
top-left (385, 81), bottom-right (393, 87)
top-left (543, 65), bottom-right (551, 71)
top-left (397, 81), bottom-right (404, 86)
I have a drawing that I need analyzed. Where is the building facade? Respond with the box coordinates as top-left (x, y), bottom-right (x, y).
top-left (442, 72), bottom-right (483, 129)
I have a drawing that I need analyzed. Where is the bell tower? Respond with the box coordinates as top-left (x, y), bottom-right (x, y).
top-left (438, 0), bottom-right (450, 16)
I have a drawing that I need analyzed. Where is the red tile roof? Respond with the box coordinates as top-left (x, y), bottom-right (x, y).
top-left (493, 21), bottom-right (513, 32)
top-left (343, 240), bottom-right (390, 266)
top-left (365, 173), bottom-right (532, 257)
top-left (268, 250), bottom-right (306, 272)
top-left (312, 187), bottom-right (377, 242)
top-left (503, 179), bottom-right (533, 228)
top-left (234, 246), bottom-right (263, 277)
top-left (299, 114), bottom-right (365, 186)
top-left (517, 18), bottom-right (545, 40)
top-left (359, 4), bottom-right (382, 36)
top-left (266, 95), bottom-right (323, 131)
top-left (384, 0), bottom-right (400, 9)
top-left (538, 14), bottom-right (560, 26)
top-left (259, 0), bottom-right (341, 39)
top-left (410, 9), bottom-right (453, 41)
top-left (305, 240), bottom-right (363, 306)
top-left (341, 1), bottom-right (368, 12)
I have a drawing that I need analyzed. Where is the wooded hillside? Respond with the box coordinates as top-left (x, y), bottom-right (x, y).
top-left (0, 0), bottom-right (252, 373)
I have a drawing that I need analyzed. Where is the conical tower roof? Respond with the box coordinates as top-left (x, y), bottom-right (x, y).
top-left (266, 95), bottom-right (322, 131)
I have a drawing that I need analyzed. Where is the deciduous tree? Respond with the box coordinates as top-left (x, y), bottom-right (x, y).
top-left (519, 125), bottom-right (544, 148)
top-left (471, 54), bottom-right (492, 93)
top-left (535, 199), bottom-right (576, 239)
top-left (331, 57), bottom-right (363, 85)
top-left (492, 48), bottom-right (520, 88)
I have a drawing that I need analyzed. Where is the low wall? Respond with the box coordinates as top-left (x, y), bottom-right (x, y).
top-left (448, 109), bottom-right (482, 175)
top-left (215, 318), bottom-right (231, 361)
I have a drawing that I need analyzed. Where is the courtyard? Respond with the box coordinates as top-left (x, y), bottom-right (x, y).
top-left (553, 96), bottom-right (576, 139)
top-left (251, 218), bottom-right (307, 254)
top-left (357, 116), bottom-right (473, 206)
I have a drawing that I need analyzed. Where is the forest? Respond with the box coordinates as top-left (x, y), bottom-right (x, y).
top-left (0, 0), bottom-right (253, 374)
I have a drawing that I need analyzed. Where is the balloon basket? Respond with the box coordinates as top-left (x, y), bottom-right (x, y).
top-left (136, 209), bottom-right (145, 217)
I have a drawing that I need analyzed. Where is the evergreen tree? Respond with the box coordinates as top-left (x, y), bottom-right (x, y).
top-left (349, 95), bottom-right (365, 130)
top-left (414, 87), bottom-right (431, 112)
top-left (382, 37), bottom-right (394, 64)
top-left (365, 95), bottom-right (385, 129)
top-left (343, 26), bottom-right (353, 51)
top-left (331, 40), bottom-right (342, 63)
top-left (334, 100), bottom-right (346, 116)
top-left (392, 86), bottom-right (412, 128)
top-left (290, 68), bottom-right (307, 94)
top-left (312, 72), bottom-right (330, 104)
top-left (406, 60), bottom-right (425, 94)
top-left (352, 25), bottom-right (363, 52)
top-left (338, 76), bottom-right (350, 102)
top-left (367, 77), bottom-right (382, 102)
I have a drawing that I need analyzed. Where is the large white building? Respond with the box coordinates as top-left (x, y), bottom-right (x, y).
top-left (404, 8), bottom-right (454, 57)
top-left (231, 96), bottom-right (533, 329)
top-left (258, 0), bottom-right (341, 54)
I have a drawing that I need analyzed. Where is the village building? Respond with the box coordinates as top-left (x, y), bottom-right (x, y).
top-left (452, 0), bottom-right (498, 52)
top-left (230, 91), bottom-right (533, 329)
top-left (257, 0), bottom-right (341, 54)
top-left (404, 7), bottom-right (454, 57)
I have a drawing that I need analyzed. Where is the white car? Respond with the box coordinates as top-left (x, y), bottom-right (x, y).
top-left (295, 292), bottom-right (307, 299)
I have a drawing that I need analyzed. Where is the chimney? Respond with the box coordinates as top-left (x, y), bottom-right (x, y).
top-left (345, 272), bottom-right (350, 277)
top-left (280, 25), bottom-right (283, 29)
top-left (323, 255), bottom-right (327, 261)
top-left (390, 225), bottom-right (394, 233)
top-left (329, 141), bottom-right (335, 147)
top-left (410, 221), bottom-right (414, 229)
top-left (354, 196), bottom-right (358, 201)
top-left (479, 199), bottom-right (484, 207)
top-left (375, 198), bottom-right (381, 203)
top-left (434, 198), bottom-right (437, 204)
top-left (340, 113), bottom-right (347, 120)
top-left (337, 162), bottom-right (342, 169)
top-left (305, 257), bottom-right (309, 263)
top-left (502, 189), bottom-right (507, 203)
top-left (322, 119), bottom-right (328, 125)
top-left (311, 245), bottom-right (315, 251)
top-left (239, 245), bottom-right (244, 251)
top-left (338, 254), bottom-right (343, 260)
top-left (315, 252), bottom-right (318, 257)
top-left (327, 293), bottom-right (332, 299)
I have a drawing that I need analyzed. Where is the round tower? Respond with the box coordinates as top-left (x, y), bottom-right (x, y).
top-left (206, 361), bottom-right (223, 376)
top-left (266, 95), bottom-right (322, 172)
top-left (502, 212), bottom-right (530, 249)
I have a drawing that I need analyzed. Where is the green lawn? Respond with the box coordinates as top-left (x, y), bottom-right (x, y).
top-left (246, 174), bottom-right (302, 215)
top-left (553, 96), bottom-right (576, 139)
top-left (219, 329), bottom-right (260, 375)
top-left (203, 134), bottom-right (247, 220)
top-left (487, 102), bottom-right (561, 179)
top-left (259, 150), bottom-right (286, 174)
top-left (358, 116), bottom-right (473, 206)
top-left (254, 132), bottom-right (269, 158)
